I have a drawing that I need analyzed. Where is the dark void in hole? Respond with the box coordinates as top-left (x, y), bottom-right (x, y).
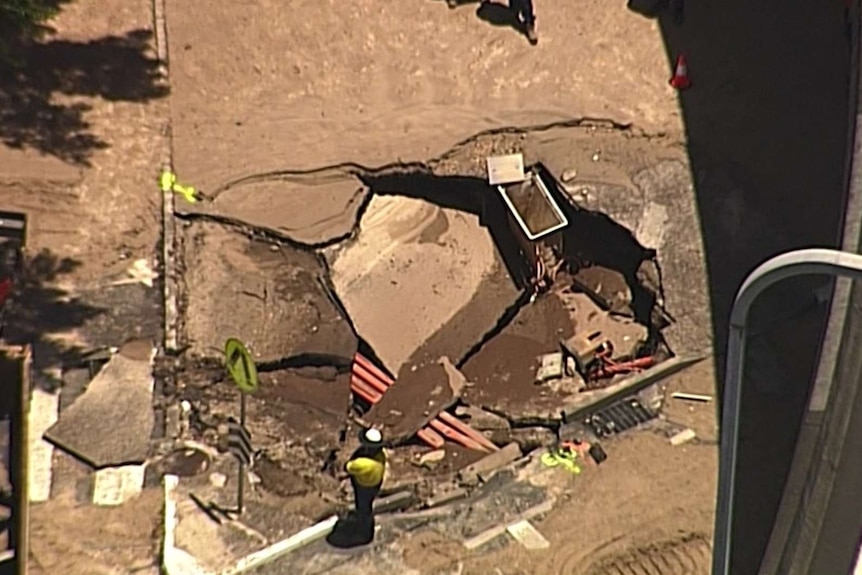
top-left (360, 164), bottom-right (670, 346)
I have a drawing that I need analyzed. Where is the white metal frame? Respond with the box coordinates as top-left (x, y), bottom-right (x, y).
top-left (497, 171), bottom-right (569, 241)
top-left (714, 248), bottom-right (862, 575)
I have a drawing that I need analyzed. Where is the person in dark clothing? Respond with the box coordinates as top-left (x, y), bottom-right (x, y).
top-left (447, 0), bottom-right (538, 45)
top-left (343, 428), bottom-right (386, 543)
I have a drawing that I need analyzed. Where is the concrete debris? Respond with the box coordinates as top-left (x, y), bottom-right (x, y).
top-left (509, 427), bottom-right (557, 452)
top-left (458, 442), bottom-right (521, 486)
top-left (557, 290), bottom-right (647, 361)
top-left (560, 168), bottom-right (578, 183)
top-left (454, 406), bottom-right (510, 431)
top-left (373, 490), bottom-right (417, 514)
top-left (417, 449), bottom-right (447, 467)
top-left (506, 519), bottom-right (550, 550)
top-left (671, 392), bottom-right (713, 403)
top-left (365, 356), bottom-right (466, 445)
top-left (669, 428), bottom-right (697, 446)
top-left (92, 464), bottom-right (145, 506)
top-left (176, 176), bottom-right (369, 245)
top-left (182, 222), bottom-right (358, 364)
top-left (425, 485), bottom-right (468, 509)
top-left (535, 352), bottom-right (564, 383)
top-left (463, 499), bottom-right (554, 550)
top-left (572, 265), bottom-right (633, 316)
top-left (45, 340), bottom-right (155, 468)
top-left (209, 473), bottom-right (228, 488)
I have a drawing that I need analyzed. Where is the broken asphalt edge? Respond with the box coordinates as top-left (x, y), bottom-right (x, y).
top-left (162, 474), bottom-right (339, 575)
top-left (173, 115), bottom-right (638, 253)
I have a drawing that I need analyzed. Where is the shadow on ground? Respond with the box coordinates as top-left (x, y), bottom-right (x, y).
top-left (0, 28), bottom-right (168, 165)
top-left (629, 0), bottom-right (853, 572)
top-left (1, 249), bottom-right (104, 390)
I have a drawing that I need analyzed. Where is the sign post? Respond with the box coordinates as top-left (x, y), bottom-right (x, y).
top-left (223, 338), bottom-right (259, 515)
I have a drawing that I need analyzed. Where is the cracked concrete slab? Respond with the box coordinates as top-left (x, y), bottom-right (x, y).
top-left (176, 175), bottom-right (369, 246)
top-left (180, 221), bottom-right (357, 364)
top-left (45, 341), bottom-right (155, 468)
top-left (325, 194), bottom-right (511, 376)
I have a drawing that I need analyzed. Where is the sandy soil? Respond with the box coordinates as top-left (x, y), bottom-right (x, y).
top-left (29, 490), bottom-right (162, 575)
top-left (165, 0), bottom-right (679, 193)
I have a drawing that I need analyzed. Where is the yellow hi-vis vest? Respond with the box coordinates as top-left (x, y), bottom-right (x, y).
top-left (346, 450), bottom-right (386, 488)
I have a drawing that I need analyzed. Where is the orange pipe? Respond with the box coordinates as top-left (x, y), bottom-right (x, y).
top-left (353, 363), bottom-right (390, 393)
top-left (353, 354), bottom-right (394, 386)
top-left (428, 419), bottom-right (488, 452)
top-left (417, 428), bottom-right (446, 449)
top-left (438, 412), bottom-right (499, 452)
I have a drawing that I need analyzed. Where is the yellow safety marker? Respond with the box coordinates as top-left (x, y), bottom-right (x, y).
top-left (159, 170), bottom-right (199, 204)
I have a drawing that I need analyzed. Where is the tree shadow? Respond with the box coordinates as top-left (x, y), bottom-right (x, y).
top-left (627, 0), bottom-right (853, 571)
top-left (1, 248), bottom-right (105, 391)
top-left (0, 27), bottom-right (169, 166)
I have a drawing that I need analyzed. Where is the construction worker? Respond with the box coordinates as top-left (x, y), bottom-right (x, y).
top-left (446, 0), bottom-right (537, 45)
top-left (344, 428), bottom-right (386, 542)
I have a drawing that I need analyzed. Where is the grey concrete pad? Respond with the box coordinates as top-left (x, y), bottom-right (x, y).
top-left (44, 346), bottom-right (155, 468)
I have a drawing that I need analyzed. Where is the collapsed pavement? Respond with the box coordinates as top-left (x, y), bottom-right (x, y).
top-left (158, 125), bottom-right (702, 553)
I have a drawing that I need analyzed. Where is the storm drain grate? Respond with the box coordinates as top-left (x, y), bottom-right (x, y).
top-left (586, 397), bottom-right (656, 437)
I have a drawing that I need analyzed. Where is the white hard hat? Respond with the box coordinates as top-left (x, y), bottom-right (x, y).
top-left (364, 428), bottom-right (383, 444)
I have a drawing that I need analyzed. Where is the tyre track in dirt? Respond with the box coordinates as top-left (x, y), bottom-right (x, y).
top-left (579, 533), bottom-right (712, 575)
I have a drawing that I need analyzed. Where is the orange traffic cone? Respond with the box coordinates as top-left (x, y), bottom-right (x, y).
top-left (669, 54), bottom-right (691, 90)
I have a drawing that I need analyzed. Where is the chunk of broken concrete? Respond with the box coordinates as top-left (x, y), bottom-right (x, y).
top-left (373, 490), bottom-right (417, 514)
top-left (509, 428), bottom-right (557, 452)
top-left (457, 442), bottom-right (521, 485)
top-left (454, 406), bottom-right (510, 431)
top-left (45, 340), bottom-right (155, 468)
top-left (326, 194), bottom-right (517, 375)
top-left (181, 221), bottom-right (357, 365)
top-left (417, 449), bottom-right (446, 468)
top-left (365, 357), bottom-right (466, 445)
top-left (670, 428), bottom-right (697, 446)
top-left (425, 485), bottom-right (468, 509)
top-left (535, 352), bottom-right (564, 383)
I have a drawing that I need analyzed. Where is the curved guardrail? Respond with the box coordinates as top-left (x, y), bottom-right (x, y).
top-left (748, 4), bottom-right (862, 575)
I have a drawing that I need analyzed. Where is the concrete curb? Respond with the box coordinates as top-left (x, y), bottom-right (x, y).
top-left (152, 0), bottom-right (179, 353)
top-left (161, 475), bottom-right (339, 575)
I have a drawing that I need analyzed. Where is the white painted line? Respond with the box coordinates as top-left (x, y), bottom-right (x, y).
top-left (92, 465), bottom-right (146, 506)
top-left (506, 519), bottom-right (549, 550)
top-left (221, 515), bottom-right (339, 575)
top-left (464, 499), bottom-right (554, 550)
top-left (162, 474), bottom-right (211, 575)
top-left (28, 387), bottom-right (59, 502)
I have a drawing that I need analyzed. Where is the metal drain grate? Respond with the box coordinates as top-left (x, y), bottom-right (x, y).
top-left (586, 397), bottom-right (657, 437)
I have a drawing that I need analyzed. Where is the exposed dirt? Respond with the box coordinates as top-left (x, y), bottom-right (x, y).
top-left (29, 490), bottom-right (162, 575)
top-left (179, 220), bottom-right (357, 365)
top-left (255, 367), bottom-right (351, 448)
top-left (461, 293), bottom-right (574, 416)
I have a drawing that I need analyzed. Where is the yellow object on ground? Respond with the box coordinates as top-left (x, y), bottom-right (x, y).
top-left (540, 448), bottom-right (581, 474)
top-left (346, 450), bottom-right (386, 487)
top-left (159, 170), bottom-right (199, 203)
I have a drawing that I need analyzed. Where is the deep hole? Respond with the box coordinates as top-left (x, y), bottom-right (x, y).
top-left (359, 163), bottom-right (671, 364)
